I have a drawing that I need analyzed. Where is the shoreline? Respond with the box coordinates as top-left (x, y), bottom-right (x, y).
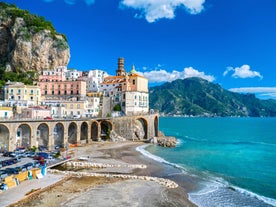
top-left (2, 141), bottom-right (197, 207)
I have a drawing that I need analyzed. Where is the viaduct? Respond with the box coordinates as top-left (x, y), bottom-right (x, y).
top-left (0, 114), bottom-right (159, 151)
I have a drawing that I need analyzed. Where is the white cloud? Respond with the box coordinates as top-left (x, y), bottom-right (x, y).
top-left (229, 87), bottom-right (276, 99)
top-left (223, 65), bottom-right (263, 79)
top-left (120, 0), bottom-right (205, 23)
top-left (229, 87), bottom-right (276, 93)
top-left (139, 67), bottom-right (215, 83)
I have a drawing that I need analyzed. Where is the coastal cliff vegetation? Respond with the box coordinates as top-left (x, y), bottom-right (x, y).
top-left (0, 2), bottom-right (70, 87)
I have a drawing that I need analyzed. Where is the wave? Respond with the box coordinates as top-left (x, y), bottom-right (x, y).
top-left (136, 145), bottom-right (276, 207)
top-left (136, 145), bottom-right (189, 175)
top-left (189, 182), bottom-right (276, 207)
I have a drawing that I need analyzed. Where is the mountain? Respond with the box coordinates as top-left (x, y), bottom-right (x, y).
top-left (149, 77), bottom-right (276, 117)
top-left (0, 2), bottom-right (70, 75)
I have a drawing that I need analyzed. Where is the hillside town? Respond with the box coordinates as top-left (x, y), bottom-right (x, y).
top-left (0, 58), bottom-right (149, 120)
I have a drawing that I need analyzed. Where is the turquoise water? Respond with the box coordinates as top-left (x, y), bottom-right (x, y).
top-left (144, 117), bottom-right (276, 207)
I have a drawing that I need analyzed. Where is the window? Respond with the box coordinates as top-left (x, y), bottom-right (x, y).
top-left (133, 79), bottom-right (135, 85)
top-left (70, 104), bottom-right (73, 109)
top-left (30, 90), bottom-right (34, 94)
top-left (30, 96), bottom-right (33, 100)
top-left (52, 91), bottom-right (54, 95)
top-left (45, 91), bottom-right (47, 95)
top-left (77, 104), bottom-right (80, 109)
top-left (18, 89), bottom-right (21, 94)
top-left (18, 96), bottom-right (21, 100)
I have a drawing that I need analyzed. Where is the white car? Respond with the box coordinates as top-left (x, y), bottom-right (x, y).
top-left (73, 115), bottom-right (81, 119)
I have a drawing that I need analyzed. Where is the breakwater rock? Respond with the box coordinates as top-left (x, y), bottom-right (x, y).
top-left (65, 161), bottom-right (147, 169)
top-left (157, 136), bottom-right (177, 147)
top-left (48, 169), bottom-right (179, 189)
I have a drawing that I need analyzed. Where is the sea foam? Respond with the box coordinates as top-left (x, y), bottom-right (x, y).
top-left (136, 144), bottom-right (276, 207)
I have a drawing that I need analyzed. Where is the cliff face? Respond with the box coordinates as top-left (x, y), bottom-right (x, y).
top-left (0, 3), bottom-right (70, 72)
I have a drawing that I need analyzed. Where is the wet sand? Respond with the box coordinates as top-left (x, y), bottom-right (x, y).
top-left (7, 141), bottom-right (197, 207)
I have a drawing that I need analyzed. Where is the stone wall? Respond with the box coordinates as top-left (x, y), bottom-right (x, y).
top-left (110, 114), bottom-right (158, 140)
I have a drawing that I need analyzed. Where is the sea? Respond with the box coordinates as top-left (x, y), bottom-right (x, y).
top-left (137, 117), bottom-right (276, 207)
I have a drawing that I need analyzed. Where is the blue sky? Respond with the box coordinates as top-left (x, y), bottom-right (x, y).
top-left (3, 0), bottom-right (276, 99)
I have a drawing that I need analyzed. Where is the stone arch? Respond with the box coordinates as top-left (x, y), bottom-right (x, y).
top-left (91, 121), bottom-right (99, 141)
top-left (154, 116), bottom-right (159, 137)
top-left (37, 123), bottom-right (49, 149)
top-left (68, 122), bottom-right (77, 144)
top-left (134, 117), bottom-right (148, 140)
top-left (80, 122), bottom-right (88, 143)
top-left (16, 124), bottom-right (32, 148)
top-left (100, 120), bottom-right (113, 140)
top-left (54, 123), bottom-right (64, 148)
top-left (0, 124), bottom-right (9, 151)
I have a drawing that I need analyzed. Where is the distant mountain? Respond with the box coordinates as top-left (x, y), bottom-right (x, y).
top-left (149, 78), bottom-right (276, 117)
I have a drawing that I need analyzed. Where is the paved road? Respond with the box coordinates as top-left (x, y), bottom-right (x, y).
top-left (0, 173), bottom-right (64, 207)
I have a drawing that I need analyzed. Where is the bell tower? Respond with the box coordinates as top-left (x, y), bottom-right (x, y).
top-left (116, 57), bottom-right (126, 76)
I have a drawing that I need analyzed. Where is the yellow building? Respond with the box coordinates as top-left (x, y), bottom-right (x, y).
top-left (62, 100), bottom-right (86, 117)
top-left (0, 107), bottom-right (13, 119)
top-left (4, 82), bottom-right (41, 106)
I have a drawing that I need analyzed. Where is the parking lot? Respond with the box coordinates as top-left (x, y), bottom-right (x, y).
top-left (0, 148), bottom-right (64, 187)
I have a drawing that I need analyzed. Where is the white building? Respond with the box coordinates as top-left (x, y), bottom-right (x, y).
top-left (39, 66), bottom-right (67, 82)
top-left (80, 69), bottom-right (108, 92)
top-left (65, 69), bottom-right (82, 81)
top-left (85, 92), bottom-right (102, 117)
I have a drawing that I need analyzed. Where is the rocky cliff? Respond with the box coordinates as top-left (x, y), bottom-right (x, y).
top-left (0, 3), bottom-right (70, 73)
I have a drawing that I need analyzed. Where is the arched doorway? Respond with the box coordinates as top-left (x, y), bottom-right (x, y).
top-left (100, 120), bottom-right (112, 140)
top-left (37, 123), bottom-right (49, 149)
top-left (134, 118), bottom-right (148, 140)
top-left (68, 122), bottom-right (77, 144)
top-left (54, 123), bottom-right (64, 148)
top-left (0, 124), bottom-right (9, 151)
top-left (154, 116), bottom-right (159, 137)
top-left (80, 122), bottom-right (88, 143)
top-left (16, 124), bottom-right (31, 148)
top-left (91, 121), bottom-right (98, 141)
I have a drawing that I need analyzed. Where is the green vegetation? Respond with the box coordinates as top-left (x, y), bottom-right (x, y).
top-left (0, 2), bottom-right (67, 87)
top-left (0, 2), bottom-right (67, 42)
top-left (113, 104), bottom-right (121, 111)
top-left (30, 146), bottom-right (37, 152)
top-left (149, 77), bottom-right (276, 117)
top-left (0, 70), bottom-right (38, 87)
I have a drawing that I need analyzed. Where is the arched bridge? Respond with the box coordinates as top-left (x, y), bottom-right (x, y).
top-left (0, 114), bottom-right (159, 151)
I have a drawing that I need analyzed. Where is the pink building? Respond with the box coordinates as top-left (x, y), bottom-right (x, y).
top-left (38, 80), bottom-right (86, 101)
top-left (39, 66), bottom-right (67, 82)
top-left (21, 107), bottom-right (51, 119)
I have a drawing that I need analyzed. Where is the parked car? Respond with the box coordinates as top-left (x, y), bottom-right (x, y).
top-left (4, 167), bottom-right (20, 175)
top-left (0, 170), bottom-right (8, 179)
top-left (73, 115), bottom-right (81, 119)
top-left (44, 116), bottom-right (53, 120)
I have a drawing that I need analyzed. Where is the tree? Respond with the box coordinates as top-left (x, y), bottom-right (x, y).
top-left (113, 104), bottom-right (121, 111)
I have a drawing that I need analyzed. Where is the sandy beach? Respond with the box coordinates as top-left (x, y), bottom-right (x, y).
top-left (2, 141), bottom-right (197, 207)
